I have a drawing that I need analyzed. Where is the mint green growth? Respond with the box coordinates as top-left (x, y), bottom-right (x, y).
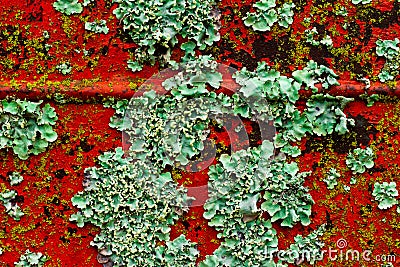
top-left (244, 1), bottom-right (295, 31)
top-left (112, 0), bottom-right (220, 71)
top-left (85, 20), bottom-right (109, 34)
top-left (14, 250), bottom-right (47, 267)
top-left (352, 0), bottom-right (372, 4)
top-left (282, 226), bottom-right (325, 264)
top-left (305, 27), bottom-right (333, 48)
top-left (103, 98), bottom-right (129, 131)
top-left (0, 99), bottom-right (58, 160)
top-left (9, 171), bottom-right (23, 186)
top-left (346, 147), bottom-right (375, 174)
top-left (70, 148), bottom-right (197, 266)
top-left (292, 60), bottom-right (339, 92)
top-left (53, 0), bottom-right (83, 15)
top-left (73, 58), bottom-right (356, 265)
top-left (0, 189), bottom-right (24, 221)
top-left (373, 182), bottom-right (398, 210)
top-left (200, 219), bottom-right (287, 267)
top-left (376, 38), bottom-right (400, 82)
top-left (324, 168), bottom-right (340, 189)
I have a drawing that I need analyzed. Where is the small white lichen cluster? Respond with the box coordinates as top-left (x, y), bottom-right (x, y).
top-left (305, 27), bottom-right (333, 48)
top-left (55, 62), bottom-right (72, 75)
top-left (9, 171), bottom-right (24, 186)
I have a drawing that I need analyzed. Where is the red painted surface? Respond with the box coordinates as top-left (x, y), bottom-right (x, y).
top-left (0, 104), bottom-right (120, 266)
top-left (0, 0), bottom-right (399, 266)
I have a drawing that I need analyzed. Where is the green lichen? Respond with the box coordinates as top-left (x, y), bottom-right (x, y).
top-left (154, 235), bottom-right (199, 267)
top-left (281, 226), bottom-right (325, 265)
top-left (334, 6), bottom-right (348, 16)
top-left (346, 147), bottom-right (375, 174)
top-left (243, 1), bottom-right (295, 32)
top-left (0, 99), bottom-right (58, 160)
top-left (123, 57), bottom-right (229, 168)
top-left (200, 219), bottom-right (286, 267)
top-left (53, 0), bottom-right (83, 15)
top-left (324, 168), bottom-right (340, 190)
top-left (14, 250), bottom-right (47, 267)
top-left (360, 93), bottom-right (380, 107)
top-left (56, 62), bottom-right (72, 75)
top-left (70, 148), bottom-right (196, 266)
top-left (376, 38), bottom-right (400, 82)
top-left (162, 56), bottom-right (222, 98)
top-left (0, 189), bottom-right (24, 221)
top-left (304, 94), bottom-right (355, 136)
top-left (204, 140), bottom-right (313, 232)
top-left (83, 0), bottom-right (95, 6)
top-left (72, 57), bottom-right (355, 265)
top-left (372, 182), bottom-right (398, 210)
top-left (292, 60), bottom-right (340, 92)
top-left (103, 98), bottom-right (129, 131)
top-left (9, 171), bottom-right (23, 186)
top-left (260, 159), bottom-right (314, 227)
top-left (84, 20), bottom-right (109, 34)
top-left (112, 0), bottom-right (220, 70)
top-left (123, 91), bottom-right (214, 167)
top-left (305, 27), bottom-right (333, 48)
top-left (231, 59), bottom-right (349, 157)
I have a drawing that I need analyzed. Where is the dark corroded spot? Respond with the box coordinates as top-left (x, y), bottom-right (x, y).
top-left (55, 169), bottom-right (68, 179)
top-left (79, 138), bottom-right (94, 152)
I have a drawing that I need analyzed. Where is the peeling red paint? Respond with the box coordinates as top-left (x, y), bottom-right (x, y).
top-left (0, 0), bottom-right (400, 266)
